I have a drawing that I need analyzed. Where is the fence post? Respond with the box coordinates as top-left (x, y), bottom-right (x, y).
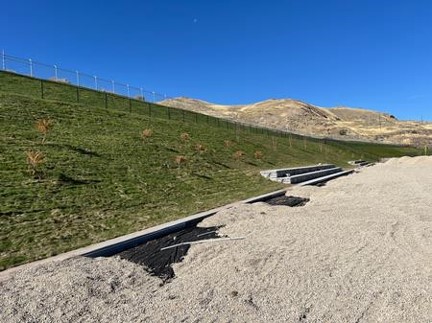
top-left (129, 98), bottom-right (132, 112)
top-left (94, 76), bottom-right (98, 90)
top-left (29, 59), bottom-right (33, 77)
top-left (111, 80), bottom-right (115, 94)
top-left (54, 65), bottom-right (58, 80)
top-left (76, 87), bottom-right (80, 103)
top-left (76, 71), bottom-right (80, 86)
top-left (40, 80), bottom-right (44, 99)
top-left (167, 107), bottom-right (171, 119)
top-left (1, 49), bottom-right (5, 70)
top-left (127, 84), bottom-right (130, 97)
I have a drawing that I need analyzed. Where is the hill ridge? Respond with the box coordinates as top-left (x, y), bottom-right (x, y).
top-left (161, 97), bottom-right (432, 147)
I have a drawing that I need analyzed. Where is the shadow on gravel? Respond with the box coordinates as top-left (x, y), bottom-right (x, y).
top-left (116, 225), bottom-right (222, 283)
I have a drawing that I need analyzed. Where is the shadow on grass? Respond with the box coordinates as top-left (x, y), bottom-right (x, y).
top-left (57, 173), bottom-right (101, 186)
top-left (47, 143), bottom-right (101, 157)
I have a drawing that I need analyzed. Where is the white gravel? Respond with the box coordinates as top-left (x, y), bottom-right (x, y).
top-left (1, 156), bottom-right (432, 322)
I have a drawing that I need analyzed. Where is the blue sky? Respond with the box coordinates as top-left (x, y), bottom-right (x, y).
top-left (2, 0), bottom-right (432, 120)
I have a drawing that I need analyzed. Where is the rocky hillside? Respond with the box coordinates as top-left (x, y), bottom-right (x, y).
top-left (161, 97), bottom-right (432, 146)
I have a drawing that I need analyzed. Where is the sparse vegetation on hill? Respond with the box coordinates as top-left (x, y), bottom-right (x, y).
top-left (162, 97), bottom-right (432, 147)
top-left (0, 71), bottom-right (425, 270)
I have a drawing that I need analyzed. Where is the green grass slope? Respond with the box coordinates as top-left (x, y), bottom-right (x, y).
top-left (0, 71), bottom-right (424, 270)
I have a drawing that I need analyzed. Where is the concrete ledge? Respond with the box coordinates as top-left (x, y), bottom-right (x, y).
top-left (289, 167), bottom-right (342, 184)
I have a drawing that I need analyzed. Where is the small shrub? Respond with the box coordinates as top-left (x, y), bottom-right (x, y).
top-left (141, 128), bottom-right (153, 140)
top-left (26, 150), bottom-right (45, 177)
top-left (233, 150), bottom-right (245, 161)
top-left (35, 118), bottom-right (53, 144)
top-left (195, 143), bottom-right (206, 153)
top-left (180, 132), bottom-right (190, 142)
top-left (224, 140), bottom-right (234, 147)
top-left (174, 155), bottom-right (187, 165)
top-left (254, 150), bottom-right (264, 159)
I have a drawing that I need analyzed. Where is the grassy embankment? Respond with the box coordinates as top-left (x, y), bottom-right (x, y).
top-left (0, 71), bottom-right (424, 270)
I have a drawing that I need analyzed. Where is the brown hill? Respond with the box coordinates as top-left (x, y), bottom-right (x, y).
top-left (160, 97), bottom-right (432, 147)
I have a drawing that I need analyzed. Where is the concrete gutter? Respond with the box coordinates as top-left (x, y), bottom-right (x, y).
top-left (289, 167), bottom-right (342, 184)
top-left (0, 188), bottom-right (287, 281)
top-left (260, 164), bottom-right (334, 178)
top-left (298, 169), bottom-right (354, 186)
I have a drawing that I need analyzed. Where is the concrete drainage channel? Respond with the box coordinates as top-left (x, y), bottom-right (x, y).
top-left (0, 163), bottom-right (359, 282)
top-left (260, 163), bottom-right (356, 185)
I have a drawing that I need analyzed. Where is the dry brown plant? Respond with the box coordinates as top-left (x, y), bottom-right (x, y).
top-left (141, 128), bottom-right (153, 140)
top-left (174, 155), bottom-right (187, 165)
top-left (224, 140), bottom-right (234, 148)
top-left (180, 132), bottom-right (190, 142)
top-left (254, 150), bottom-right (264, 159)
top-left (26, 150), bottom-right (45, 176)
top-left (35, 118), bottom-right (53, 143)
top-left (195, 143), bottom-right (206, 153)
top-left (233, 150), bottom-right (245, 161)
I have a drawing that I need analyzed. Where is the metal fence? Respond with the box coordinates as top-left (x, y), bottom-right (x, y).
top-left (1, 50), bottom-right (168, 103)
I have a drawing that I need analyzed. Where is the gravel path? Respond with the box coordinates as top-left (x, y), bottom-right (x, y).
top-left (1, 156), bottom-right (432, 322)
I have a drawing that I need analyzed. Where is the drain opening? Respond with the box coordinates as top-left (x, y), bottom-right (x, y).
top-left (264, 195), bottom-right (309, 207)
top-left (116, 225), bottom-right (221, 283)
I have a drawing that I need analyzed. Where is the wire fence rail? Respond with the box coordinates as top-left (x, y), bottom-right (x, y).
top-left (1, 50), bottom-right (168, 103)
top-left (0, 50), bottom-right (403, 147)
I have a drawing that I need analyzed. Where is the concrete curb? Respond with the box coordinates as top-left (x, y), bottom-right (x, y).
top-left (0, 188), bottom-right (288, 281)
